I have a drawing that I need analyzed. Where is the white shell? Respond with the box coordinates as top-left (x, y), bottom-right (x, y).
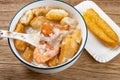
top-left (75, 1), bottom-right (120, 63)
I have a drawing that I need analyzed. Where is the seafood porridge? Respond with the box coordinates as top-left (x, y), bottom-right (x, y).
top-left (14, 7), bottom-right (82, 67)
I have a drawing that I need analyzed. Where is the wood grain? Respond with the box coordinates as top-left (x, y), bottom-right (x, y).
top-left (0, 0), bottom-right (120, 80)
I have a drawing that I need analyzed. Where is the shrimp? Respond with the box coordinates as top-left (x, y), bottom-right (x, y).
top-left (40, 22), bottom-right (54, 37)
top-left (33, 44), bottom-right (59, 64)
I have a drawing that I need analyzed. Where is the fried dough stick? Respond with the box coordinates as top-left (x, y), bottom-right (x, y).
top-left (83, 9), bottom-right (119, 48)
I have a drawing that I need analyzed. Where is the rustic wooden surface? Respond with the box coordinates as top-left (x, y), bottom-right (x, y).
top-left (0, 0), bottom-right (120, 80)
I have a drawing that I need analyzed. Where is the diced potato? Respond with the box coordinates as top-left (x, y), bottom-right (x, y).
top-left (60, 17), bottom-right (78, 28)
top-left (71, 29), bottom-right (82, 44)
top-left (22, 47), bottom-right (34, 62)
top-left (32, 8), bottom-right (51, 16)
top-left (20, 10), bottom-right (34, 25)
top-left (30, 16), bottom-right (48, 29)
top-left (59, 36), bottom-right (79, 64)
top-left (14, 40), bottom-right (28, 52)
top-left (46, 9), bottom-right (68, 21)
top-left (14, 23), bottom-right (25, 33)
top-left (47, 56), bottom-right (58, 67)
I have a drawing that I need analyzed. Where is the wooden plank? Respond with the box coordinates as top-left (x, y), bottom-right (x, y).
top-left (0, 0), bottom-right (33, 11)
top-left (0, 11), bottom-right (15, 21)
top-left (0, 0), bottom-right (120, 80)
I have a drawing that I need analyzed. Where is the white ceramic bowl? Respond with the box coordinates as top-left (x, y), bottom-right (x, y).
top-left (8, 0), bottom-right (88, 73)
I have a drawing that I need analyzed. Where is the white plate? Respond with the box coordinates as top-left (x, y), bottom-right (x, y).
top-left (75, 1), bottom-right (120, 63)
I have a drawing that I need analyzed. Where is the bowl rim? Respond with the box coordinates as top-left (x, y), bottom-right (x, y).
top-left (8, 0), bottom-right (88, 70)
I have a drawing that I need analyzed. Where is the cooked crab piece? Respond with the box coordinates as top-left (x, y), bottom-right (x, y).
top-left (46, 9), bottom-right (68, 21)
top-left (30, 16), bottom-right (49, 29)
top-left (20, 10), bottom-right (34, 25)
top-left (32, 8), bottom-right (51, 16)
top-left (60, 17), bottom-right (78, 28)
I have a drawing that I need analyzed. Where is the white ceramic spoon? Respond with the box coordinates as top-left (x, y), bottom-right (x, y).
top-left (0, 30), bottom-right (40, 47)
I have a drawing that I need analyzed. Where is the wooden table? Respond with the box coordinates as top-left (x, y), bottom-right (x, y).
top-left (0, 0), bottom-right (120, 80)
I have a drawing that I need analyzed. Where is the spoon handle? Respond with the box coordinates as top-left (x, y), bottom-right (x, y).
top-left (0, 30), bottom-right (40, 47)
top-left (0, 30), bottom-right (28, 41)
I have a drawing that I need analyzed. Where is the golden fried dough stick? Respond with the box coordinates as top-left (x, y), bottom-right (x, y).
top-left (71, 29), bottom-right (82, 44)
top-left (59, 35), bottom-right (79, 64)
top-left (14, 40), bottom-right (28, 52)
top-left (14, 23), bottom-right (28, 52)
top-left (47, 56), bottom-right (58, 67)
top-left (85, 9), bottom-right (118, 42)
top-left (32, 8), bottom-right (51, 16)
top-left (83, 8), bottom-right (119, 48)
top-left (23, 47), bottom-right (34, 62)
top-left (46, 9), bottom-right (68, 21)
